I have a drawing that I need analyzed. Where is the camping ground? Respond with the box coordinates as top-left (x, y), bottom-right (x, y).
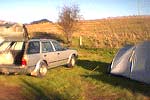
top-left (0, 48), bottom-right (150, 100)
top-left (0, 16), bottom-right (150, 100)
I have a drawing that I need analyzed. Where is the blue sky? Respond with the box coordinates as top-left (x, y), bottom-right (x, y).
top-left (0, 0), bottom-right (149, 23)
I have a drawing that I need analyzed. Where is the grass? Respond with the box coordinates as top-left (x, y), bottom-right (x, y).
top-left (0, 48), bottom-right (150, 100)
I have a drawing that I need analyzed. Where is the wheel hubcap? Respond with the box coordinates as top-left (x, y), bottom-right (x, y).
top-left (71, 58), bottom-right (75, 66)
top-left (39, 66), bottom-right (47, 75)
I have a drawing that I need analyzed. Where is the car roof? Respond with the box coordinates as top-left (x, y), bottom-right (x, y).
top-left (2, 36), bottom-right (60, 43)
top-left (28, 38), bottom-right (56, 42)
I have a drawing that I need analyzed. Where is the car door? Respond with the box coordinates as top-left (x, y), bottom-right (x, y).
top-left (26, 41), bottom-right (41, 67)
top-left (41, 40), bottom-right (58, 68)
top-left (51, 40), bottom-right (69, 66)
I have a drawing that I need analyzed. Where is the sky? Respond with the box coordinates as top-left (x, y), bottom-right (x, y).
top-left (0, 0), bottom-right (150, 23)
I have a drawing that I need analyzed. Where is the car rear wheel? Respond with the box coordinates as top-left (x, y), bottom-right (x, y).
top-left (67, 55), bottom-right (76, 68)
top-left (38, 62), bottom-right (48, 77)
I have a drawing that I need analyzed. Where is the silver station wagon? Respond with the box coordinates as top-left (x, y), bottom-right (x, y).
top-left (0, 38), bottom-right (78, 77)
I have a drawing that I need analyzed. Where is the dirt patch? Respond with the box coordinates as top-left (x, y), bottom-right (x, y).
top-left (0, 84), bottom-right (26, 100)
top-left (82, 82), bottom-right (119, 100)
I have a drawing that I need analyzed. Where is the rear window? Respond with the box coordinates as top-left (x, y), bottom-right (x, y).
top-left (11, 42), bottom-right (24, 50)
top-left (0, 42), bottom-right (11, 51)
top-left (27, 41), bottom-right (40, 54)
top-left (0, 41), bottom-right (24, 51)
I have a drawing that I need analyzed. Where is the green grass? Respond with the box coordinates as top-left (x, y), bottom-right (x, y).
top-left (0, 48), bottom-right (150, 100)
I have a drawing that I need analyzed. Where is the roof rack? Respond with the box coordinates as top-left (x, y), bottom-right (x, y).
top-left (31, 36), bottom-right (52, 39)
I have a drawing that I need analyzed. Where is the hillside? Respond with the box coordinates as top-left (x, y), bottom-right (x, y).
top-left (26, 22), bottom-right (60, 35)
top-left (27, 16), bottom-right (150, 48)
top-left (30, 19), bottom-right (52, 24)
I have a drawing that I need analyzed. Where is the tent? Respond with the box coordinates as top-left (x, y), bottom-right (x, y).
top-left (110, 41), bottom-right (150, 84)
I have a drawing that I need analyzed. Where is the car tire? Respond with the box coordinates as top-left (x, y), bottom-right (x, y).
top-left (67, 55), bottom-right (76, 68)
top-left (37, 62), bottom-right (48, 77)
top-left (107, 63), bottom-right (112, 74)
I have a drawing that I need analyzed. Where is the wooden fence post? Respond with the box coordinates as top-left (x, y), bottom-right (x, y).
top-left (79, 36), bottom-right (82, 47)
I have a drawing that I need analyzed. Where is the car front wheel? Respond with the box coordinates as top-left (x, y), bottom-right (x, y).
top-left (67, 55), bottom-right (76, 68)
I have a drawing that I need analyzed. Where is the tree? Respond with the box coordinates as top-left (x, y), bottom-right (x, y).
top-left (58, 4), bottom-right (80, 46)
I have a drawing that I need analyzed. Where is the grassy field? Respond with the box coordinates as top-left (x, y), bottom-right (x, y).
top-left (0, 48), bottom-right (150, 100)
top-left (27, 15), bottom-right (150, 48)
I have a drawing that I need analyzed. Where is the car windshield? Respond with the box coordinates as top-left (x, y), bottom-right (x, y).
top-left (52, 41), bottom-right (64, 51)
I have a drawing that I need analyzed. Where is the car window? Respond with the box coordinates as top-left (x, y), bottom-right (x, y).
top-left (42, 41), bottom-right (53, 53)
top-left (0, 42), bottom-right (11, 51)
top-left (27, 41), bottom-right (40, 54)
top-left (0, 41), bottom-right (25, 51)
top-left (11, 42), bottom-right (24, 50)
top-left (52, 41), bottom-right (63, 51)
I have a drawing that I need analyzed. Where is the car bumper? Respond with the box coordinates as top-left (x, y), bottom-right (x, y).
top-left (0, 66), bottom-right (35, 74)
